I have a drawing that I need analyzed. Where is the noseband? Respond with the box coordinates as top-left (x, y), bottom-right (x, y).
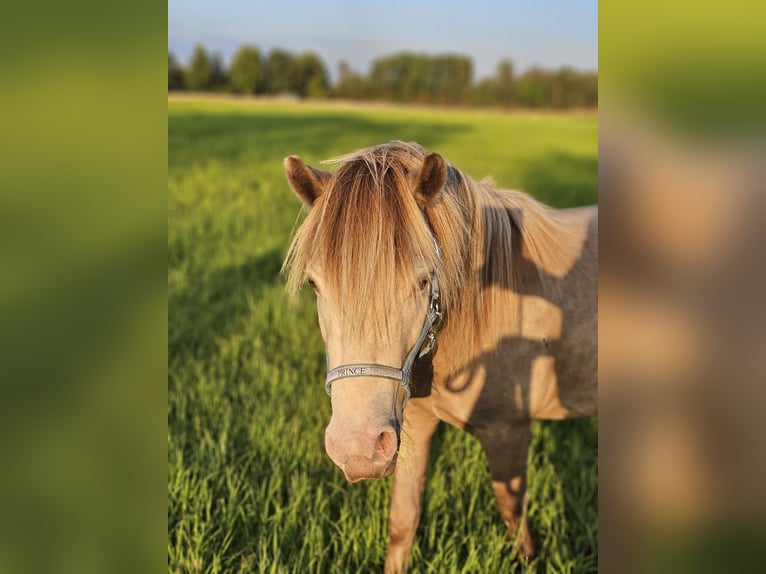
top-left (325, 243), bottom-right (443, 406)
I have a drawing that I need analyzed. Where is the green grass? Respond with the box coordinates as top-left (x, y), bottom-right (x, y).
top-left (168, 97), bottom-right (598, 573)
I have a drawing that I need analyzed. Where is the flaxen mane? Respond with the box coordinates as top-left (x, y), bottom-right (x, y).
top-left (282, 141), bottom-right (573, 349)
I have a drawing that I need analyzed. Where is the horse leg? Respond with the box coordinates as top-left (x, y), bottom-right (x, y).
top-left (384, 403), bottom-right (439, 574)
top-left (478, 423), bottom-right (536, 559)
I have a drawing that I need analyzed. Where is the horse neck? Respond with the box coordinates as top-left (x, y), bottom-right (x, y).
top-left (435, 179), bottom-right (578, 365)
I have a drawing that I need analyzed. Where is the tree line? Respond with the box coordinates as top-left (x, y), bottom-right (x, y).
top-left (169, 44), bottom-right (597, 109)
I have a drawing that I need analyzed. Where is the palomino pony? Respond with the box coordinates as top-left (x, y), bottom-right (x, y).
top-left (282, 141), bottom-right (597, 572)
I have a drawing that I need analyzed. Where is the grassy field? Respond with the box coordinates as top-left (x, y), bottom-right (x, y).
top-left (168, 96), bottom-right (598, 573)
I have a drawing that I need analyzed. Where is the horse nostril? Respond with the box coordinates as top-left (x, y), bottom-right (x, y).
top-left (377, 429), bottom-right (398, 460)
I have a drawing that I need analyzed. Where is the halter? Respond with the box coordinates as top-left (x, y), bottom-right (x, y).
top-left (324, 241), bottom-right (443, 406)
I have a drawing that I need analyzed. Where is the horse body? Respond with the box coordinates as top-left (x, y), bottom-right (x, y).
top-left (431, 202), bottom-right (597, 427)
top-left (282, 142), bottom-right (597, 572)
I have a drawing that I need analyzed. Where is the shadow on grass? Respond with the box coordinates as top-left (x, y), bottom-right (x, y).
top-left (169, 248), bottom-right (284, 364)
top-left (423, 417), bottom-right (597, 569)
top-left (520, 151), bottom-right (598, 208)
top-left (169, 111), bottom-right (472, 171)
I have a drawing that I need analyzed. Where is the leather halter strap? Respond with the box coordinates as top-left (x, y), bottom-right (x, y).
top-left (325, 268), bottom-right (442, 406)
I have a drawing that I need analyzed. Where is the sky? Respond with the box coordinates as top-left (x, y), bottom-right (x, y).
top-left (168, 0), bottom-right (597, 81)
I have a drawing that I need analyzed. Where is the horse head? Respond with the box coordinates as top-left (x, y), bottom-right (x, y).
top-left (283, 142), bottom-right (447, 481)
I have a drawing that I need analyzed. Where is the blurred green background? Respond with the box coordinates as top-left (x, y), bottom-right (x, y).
top-left (0, 2), bottom-right (166, 572)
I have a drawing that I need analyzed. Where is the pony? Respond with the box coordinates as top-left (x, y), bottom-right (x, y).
top-left (282, 141), bottom-right (597, 572)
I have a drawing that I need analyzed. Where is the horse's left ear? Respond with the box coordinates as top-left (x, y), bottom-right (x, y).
top-left (284, 155), bottom-right (331, 208)
top-left (410, 152), bottom-right (447, 207)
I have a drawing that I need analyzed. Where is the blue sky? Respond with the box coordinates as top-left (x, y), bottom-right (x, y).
top-left (169, 0), bottom-right (597, 80)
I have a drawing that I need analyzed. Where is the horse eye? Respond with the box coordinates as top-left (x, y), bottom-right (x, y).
top-left (418, 276), bottom-right (430, 291)
top-left (307, 278), bottom-right (319, 293)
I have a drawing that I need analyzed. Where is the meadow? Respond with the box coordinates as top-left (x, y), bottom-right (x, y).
top-left (168, 96), bottom-right (598, 573)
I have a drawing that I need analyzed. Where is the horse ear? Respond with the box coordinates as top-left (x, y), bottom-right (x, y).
top-left (284, 155), bottom-right (331, 207)
top-left (410, 152), bottom-right (447, 207)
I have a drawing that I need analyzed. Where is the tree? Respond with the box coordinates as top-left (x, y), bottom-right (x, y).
top-left (335, 60), bottom-right (365, 99)
top-left (431, 54), bottom-right (473, 104)
top-left (471, 77), bottom-right (498, 107)
top-left (368, 52), bottom-right (474, 104)
top-left (369, 53), bottom-right (430, 102)
top-left (209, 53), bottom-right (229, 91)
top-left (181, 44), bottom-right (598, 109)
top-left (495, 59), bottom-right (515, 108)
top-left (294, 52), bottom-right (329, 98)
top-left (229, 45), bottom-right (261, 95)
top-left (168, 52), bottom-right (185, 91)
top-left (186, 44), bottom-right (213, 91)
top-left (263, 49), bottom-right (296, 94)
top-left (517, 67), bottom-right (551, 108)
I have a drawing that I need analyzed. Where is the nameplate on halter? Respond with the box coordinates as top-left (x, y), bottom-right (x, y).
top-left (326, 364), bottom-right (404, 385)
top-left (338, 367), bottom-right (366, 377)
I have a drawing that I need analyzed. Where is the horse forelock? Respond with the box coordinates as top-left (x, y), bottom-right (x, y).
top-left (284, 142), bottom-right (445, 336)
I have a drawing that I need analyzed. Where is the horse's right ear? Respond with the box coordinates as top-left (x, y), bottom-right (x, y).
top-left (410, 152), bottom-right (447, 208)
top-left (284, 155), bottom-right (331, 207)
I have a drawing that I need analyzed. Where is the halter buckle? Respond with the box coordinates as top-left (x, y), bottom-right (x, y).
top-left (418, 331), bottom-right (436, 358)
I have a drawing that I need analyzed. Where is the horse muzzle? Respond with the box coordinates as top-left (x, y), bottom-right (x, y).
top-left (325, 424), bottom-right (399, 482)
